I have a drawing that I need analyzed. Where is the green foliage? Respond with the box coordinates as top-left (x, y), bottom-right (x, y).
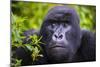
top-left (74, 5), bottom-right (96, 31)
top-left (24, 35), bottom-right (44, 61)
top-left (11, 13), bottom-right (25, 48)
top-left (11, 58), bottom-right (22, 67)
top-left (11, 12), bottom-right (44, 65)
top-left (11, 1), bottom-right (96, 66)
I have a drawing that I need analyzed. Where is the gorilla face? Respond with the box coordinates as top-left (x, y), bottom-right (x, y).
top-left (40, 6), bottom-right (82, 63)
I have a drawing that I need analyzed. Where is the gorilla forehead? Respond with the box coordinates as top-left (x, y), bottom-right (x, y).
top-left (45, 6), bottom-right (79, 22)
top-left (49, 6), bottom-right (74, 13)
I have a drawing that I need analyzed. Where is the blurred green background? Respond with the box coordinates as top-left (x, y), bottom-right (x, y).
top-left (11, 1), bottom-right (96, 66)
top-left (11, 1), bottom-right (96, 31)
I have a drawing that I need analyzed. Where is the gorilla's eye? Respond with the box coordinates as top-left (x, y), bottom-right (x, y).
top-left (62, 23), bottom-right (68, 27)
top-left (51, 23), bottom-right (56, 28)
top-left (47, 23), bottom-right (56, 30)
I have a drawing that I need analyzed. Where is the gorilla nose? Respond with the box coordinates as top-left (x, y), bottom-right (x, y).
top-left (54, 34), bottom-right (63, 39)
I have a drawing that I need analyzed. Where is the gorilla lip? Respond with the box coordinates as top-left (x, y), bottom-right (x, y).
top-left (49, 43), bottom-right (65, 49)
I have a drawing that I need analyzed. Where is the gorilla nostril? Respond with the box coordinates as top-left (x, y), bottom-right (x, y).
top-left (54, 34), bottom-right (58, 38)
top-left (54, 34), bottom-right (63, 39)
top-left (59, 35), bottom-right (63, 39)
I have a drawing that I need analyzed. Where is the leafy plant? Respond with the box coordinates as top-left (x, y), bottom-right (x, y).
top-left (11, 13), bottom-right (44, 66)
top-left (11, 58), bottom-right (22, 67)
top-left (25, 35), bottom-right (44, 61)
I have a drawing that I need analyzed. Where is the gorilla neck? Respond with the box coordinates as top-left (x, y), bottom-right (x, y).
top-left (48, 57), bottom-right (69, 63)
top-left (47, 53), bottom-right (73, 63)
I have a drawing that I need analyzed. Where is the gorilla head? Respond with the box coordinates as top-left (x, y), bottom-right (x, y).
top-left (40, 6), bottom-right (82, 63)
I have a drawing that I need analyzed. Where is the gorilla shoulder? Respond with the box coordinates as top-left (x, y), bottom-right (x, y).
top-left (79, 30), bottom-right (96, 61)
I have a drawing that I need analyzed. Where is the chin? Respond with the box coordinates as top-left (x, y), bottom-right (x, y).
top-left (47, 47), bottom-right (69, 62)
top-left (48, 53), bottom-right (69, 63)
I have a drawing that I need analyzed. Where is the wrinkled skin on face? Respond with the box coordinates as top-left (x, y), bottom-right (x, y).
top-left (40, 6), bottom-right (82, 63)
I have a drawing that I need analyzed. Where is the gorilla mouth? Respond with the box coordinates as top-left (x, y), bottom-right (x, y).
top-left (49, 43), bottom-right (65, 49)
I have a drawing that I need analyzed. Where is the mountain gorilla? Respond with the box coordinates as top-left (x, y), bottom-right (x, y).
top-left (14, 6), bottom-right (96, 66)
